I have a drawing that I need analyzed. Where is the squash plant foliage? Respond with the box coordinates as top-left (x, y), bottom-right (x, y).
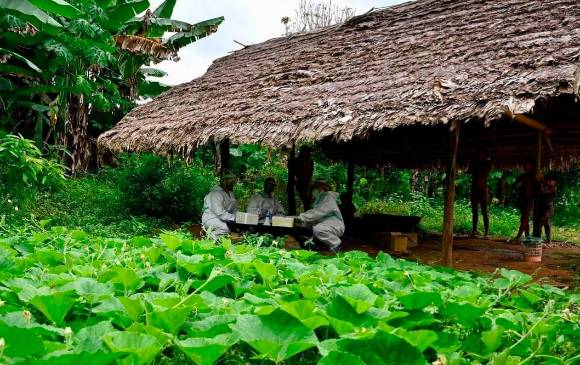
top-left (0, 0), bottom-right (223, 175)
top-left (0, 229), bottom-right (577, 364)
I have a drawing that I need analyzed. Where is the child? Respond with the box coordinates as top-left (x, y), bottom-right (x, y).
top-left (533, 173), bottom-right (557, 244)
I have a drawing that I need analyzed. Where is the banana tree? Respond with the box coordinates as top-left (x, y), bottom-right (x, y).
top-left (0, 0), bottom-right (224, 175)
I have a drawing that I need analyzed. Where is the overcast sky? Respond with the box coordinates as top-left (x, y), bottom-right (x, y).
top-left (149, 0), bottom-right (406, 85)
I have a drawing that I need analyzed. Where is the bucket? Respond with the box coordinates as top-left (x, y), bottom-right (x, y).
top-left (522, 237), bottom-right (543, 262)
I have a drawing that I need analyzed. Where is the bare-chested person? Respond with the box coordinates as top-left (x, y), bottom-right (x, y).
top-left (533, 173), bottom-right (557, 244)
top-left (513, 161), bottom-right (536, 241)
top-left (469, 149), bottom-right (492, 237)
top-left (294, 146), bottom-right (314, 211)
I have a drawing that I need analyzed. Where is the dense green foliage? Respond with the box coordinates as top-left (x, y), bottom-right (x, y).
top-left (0, 228), bottom-right (577, 364)
top-left (1, 0), bottom-right (223, 173)
top-left (1, 146), bottom-right (578, 242)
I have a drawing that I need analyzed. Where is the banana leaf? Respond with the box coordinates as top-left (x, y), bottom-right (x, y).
top-left (152, 0), bottom-right (176, 18)
top-left (0, 48), bottom-right (42, 73)
top-left (165, 16), bottom-right (224, 49)
top-left (0, 0), bottom-right (61, 28)
top-left (27, 0), bottom-right (81, 19)
top-left (105, 0), bottom-right (150, 30)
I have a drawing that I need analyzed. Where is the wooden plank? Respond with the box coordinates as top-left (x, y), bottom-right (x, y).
top-left (287, 144), bottom-right (297, 215)
top-left (442, 123), bottom-right (460, 267)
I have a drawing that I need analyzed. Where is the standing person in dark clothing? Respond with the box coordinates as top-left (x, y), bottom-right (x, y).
top-left (294, 146), bottom-right (314, 211)
top-left (533, 173), bottom-right (557, 243)
top-left (469, 149), bottom-right (492, 237)
top-left (513, 161), bottom-right (537, 242)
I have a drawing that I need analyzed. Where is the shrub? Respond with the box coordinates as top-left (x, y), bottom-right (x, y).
top-left (116, 154), bottom-right (217, 222)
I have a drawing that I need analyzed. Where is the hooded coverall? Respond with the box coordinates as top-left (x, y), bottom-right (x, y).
top-left (247, 192), bottom-right (285, 217)
top-left (201, 186), bottom-right (237, 239)
top-left (299, 191), bottom-right (345, 250)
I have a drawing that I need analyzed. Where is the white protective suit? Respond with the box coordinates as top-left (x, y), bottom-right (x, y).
top-left (201, 186), bottom-right (237, 239)
top-left (247, 192), bottom-right (285, 217)
top-left (299, 191), bottom-right (345, 250)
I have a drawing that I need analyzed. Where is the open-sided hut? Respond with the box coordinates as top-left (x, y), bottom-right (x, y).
top-left (99, 0), bottom-right (580, 265)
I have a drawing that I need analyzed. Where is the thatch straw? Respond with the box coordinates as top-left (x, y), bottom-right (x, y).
top-left (98, 0), bottom-right (580, 163)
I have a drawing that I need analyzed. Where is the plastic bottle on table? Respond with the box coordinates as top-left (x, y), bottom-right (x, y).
top-left (264, 209), bottom-right (271, 226)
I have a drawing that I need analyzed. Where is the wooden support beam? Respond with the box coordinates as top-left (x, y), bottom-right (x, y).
top-left (287, 144), bottom-right (297, 216)
top-left (346, 151), bottom-right (355, 202)
top-left (218, 138), bottom-right (230, 177)
top-left (505, 111), bottom-right (549, 132)
top-left (442, 123), bottom-right (460, 267)
top-left (536, 132), bottom-right (543, 179)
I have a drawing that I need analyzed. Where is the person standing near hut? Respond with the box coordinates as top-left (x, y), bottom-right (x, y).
top-left (513, 161), bottom-right (537, 242)
top-left (201, 172), bottom-right (238, 239)
top-left (298, 179), bottom-right (345, 253)
top-left (469, 148), bottom-right (492, 237)
top-left (247, 177), bottom-right (285, 218)
top-left (533, 173), bottom-right (557, 244)
top-left (294, 146), bottom-right (314, 211)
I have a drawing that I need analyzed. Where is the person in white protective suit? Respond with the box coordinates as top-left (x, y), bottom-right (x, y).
top-left (201, 172), bottom-right (238, 239)
top-left (247, 177), bottom-right (285, 218)
top-left (298, 179), bottom-right (345, 253)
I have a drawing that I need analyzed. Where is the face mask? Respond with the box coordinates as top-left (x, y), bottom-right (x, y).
top-left (312, 189), bottom-right (321, 200)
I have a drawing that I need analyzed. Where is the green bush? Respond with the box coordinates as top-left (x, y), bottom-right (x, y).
top-left (116, 154), bottom-right (217, 222)
top-left (0, 134), bottom-right (65, 201)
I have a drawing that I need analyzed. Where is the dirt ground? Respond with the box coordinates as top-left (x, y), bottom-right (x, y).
top-left (320, 234), bottom-right (580, 288)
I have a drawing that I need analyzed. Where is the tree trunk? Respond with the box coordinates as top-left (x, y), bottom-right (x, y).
top-left (62, 93), bottom-right (91, 176)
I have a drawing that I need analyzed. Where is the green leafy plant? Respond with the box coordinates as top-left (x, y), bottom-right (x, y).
top-left (0, 228), bottom-right (577, 364)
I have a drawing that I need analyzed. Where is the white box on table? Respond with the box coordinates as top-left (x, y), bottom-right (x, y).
top-left (235, 212), bottom-right (259, 225)
top-left (272, 216), bottom-right (294, 227)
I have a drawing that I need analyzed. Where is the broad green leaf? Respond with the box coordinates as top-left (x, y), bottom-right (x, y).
top-left (165, 17), bottom-right (224, 49)
top-left (103, 331), bottom-right (162, 365)
top-left (441, 302), bottom-right (486, 326)
top-left (27, 0), bottom-right (81, 19)
top-left (254, 260), bottom-right (277, 286)
top-left (64, 278), bottom-right (113, 304)
top-left (29, 291), bottom-right (76, 325)
top-left (105, 0), bottom-right (150, 29)
top-left (336, 284), bottom-right (378, 314)
top-left (323, 296), bottom-right (377, 335)
top-left (119, 296), bottom-right (145, 322)
top-left (500, 269), bottom-right (532, 286)
top-left (318, 351), bottom-right (365, 365)
top-left (152, 0), bottom-right (175, 18)
top-left (69, 229), bottom-right (88, 241)
top-left (399, 291), bottom-right (442, 310)
top-left (232, 310), bottom-right (319, 362)
top-left (176, 333), bottom-right (239, 365)
top-left (0, 48), bottom-right (42, 72)
top-left (146, 306), bottom-right (191, 335)
top-left (0, 323), bottom-right (45, 358)
top-left (187, 314), bottom-right (236, 338)
top-left (74, 321), bottom-right (115, 353)
top-left (399, 329), bottom-right (438, 352)
top-left (279, 300), bottom-right (329, 330)
top-left (0, 0), bottom-right (61, 27)
top-left (333, 331), bottom-right (427, 365)
top-left (159, 232), bottom-right (182, 250)
top-left (109, 267), bottom-right (144, 292)
top-left (481, 326), bottom-right (505, 353)
top-left (18, 352), bottom-right (119, 365)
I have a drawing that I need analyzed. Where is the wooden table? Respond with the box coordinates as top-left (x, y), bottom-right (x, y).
top-left (226, 222), bottom-right (313, 245)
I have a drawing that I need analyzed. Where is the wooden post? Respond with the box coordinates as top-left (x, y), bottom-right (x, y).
top-left (346, 152), bottom-right (355, 201)
top-left (536, 132), bottom-right (542, 179)
top-left (441, 123), bottom-right (460, 267)
top-left (219, 138), bottom-right (230, 177)
top-left (287, 144), bottom-right (297, 215)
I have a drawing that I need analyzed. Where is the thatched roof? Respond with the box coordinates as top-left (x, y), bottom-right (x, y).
top-left (98, 0), bottom-right (580, 166)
